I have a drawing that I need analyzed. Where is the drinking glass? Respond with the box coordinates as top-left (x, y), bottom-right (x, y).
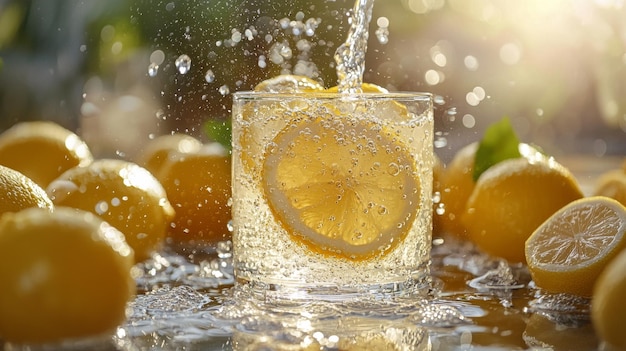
top-left (231, 91), bottom-right (433, 300)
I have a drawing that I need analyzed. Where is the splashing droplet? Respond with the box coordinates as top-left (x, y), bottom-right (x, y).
top-left (218, 85), bottom-right (230, 96)
top-left (175, 54), bottom-right (192, 74)
top-left (205, 69), bottom-right (215, 83)
top-left (148, 63), bottom-right (159, 77)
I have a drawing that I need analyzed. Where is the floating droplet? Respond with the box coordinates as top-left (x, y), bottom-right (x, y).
top-left (375, 27), bottom-right (389, 44)
top-left (205, 69), bottom-right (215, 83)
top-left (148, 63), bottom-right (159, 77)
top-left (175, 54), bottom-right (192, 74)
top-left (218, 85), bottom-right (230, 96)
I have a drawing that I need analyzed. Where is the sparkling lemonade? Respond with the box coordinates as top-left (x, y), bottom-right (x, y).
top-left (231, 91), bottom-right (433, 297)
top-left (231, 0), bottom-right (434, 299)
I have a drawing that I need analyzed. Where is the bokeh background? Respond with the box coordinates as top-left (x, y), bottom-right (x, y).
top-left (0, 0), bottom-right (625, 162)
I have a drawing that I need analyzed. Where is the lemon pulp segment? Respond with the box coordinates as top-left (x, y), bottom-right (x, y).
top-left (262, 116), bottom-right (420, 260)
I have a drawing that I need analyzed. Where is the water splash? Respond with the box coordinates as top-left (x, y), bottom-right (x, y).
top-left (175, 54), bottom-right (192, 74)
top-left (334, 0), bottom-right (375, 93)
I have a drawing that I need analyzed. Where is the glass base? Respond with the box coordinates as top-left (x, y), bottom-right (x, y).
top-left (236, 271), bottom-right (433, 304)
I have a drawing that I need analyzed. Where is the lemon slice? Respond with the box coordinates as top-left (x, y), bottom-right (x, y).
top-left (254, 74), bottom-right (324, 92)
top-left (262, 116), bottom-right (420, 260)
top-left (525, 196), bottom-right (626, 297)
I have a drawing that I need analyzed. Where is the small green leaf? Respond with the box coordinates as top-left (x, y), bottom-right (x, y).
top-left (473, 117), bottom-right (521, 181)
top-left (203, 119), bottom-right (232, 150)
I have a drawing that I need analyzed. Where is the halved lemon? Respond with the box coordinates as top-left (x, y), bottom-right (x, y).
top-left (262, 116), bottom-right (420, 260)
top-left (525, 196), bottom-right (626, 297)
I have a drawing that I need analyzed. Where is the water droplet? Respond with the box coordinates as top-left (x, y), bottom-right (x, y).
top-left (175, 54), bottom-right (192, 74)
top-left (148, 63), bottom-right (159, 77)
top-left (205, 69), bottom-right (215, 83)
top-left (258, 55), bottom-right (267, 68)
top-left (434, 136), bottom-right (448, 149)
top-left (218, 85), bottom-right (230, 96)
top-left (435, 203), bottom-right (446, 215)
top-left (95, 201), bottom-right (109, 215)
top-left (231, 30), bottom-right (242, 43)
top-left (149, 50), bottom-right (165, 65)
top-left (375, 27), bottom-right (389, 44)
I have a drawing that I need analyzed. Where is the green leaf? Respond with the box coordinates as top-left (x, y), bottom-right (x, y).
top-left (203, 119), bottom-right (232, 150)
top-left (473, 117), bottom-right (521, 181)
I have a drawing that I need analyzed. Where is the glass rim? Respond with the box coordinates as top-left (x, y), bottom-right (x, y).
top-left (232, 90), bottom-right (433, 101)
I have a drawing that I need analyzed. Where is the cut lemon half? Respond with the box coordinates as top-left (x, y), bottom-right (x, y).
top-left (262, 116), bottom-right (420, 260)
top-left (525, 196), bottom-right (626, 297)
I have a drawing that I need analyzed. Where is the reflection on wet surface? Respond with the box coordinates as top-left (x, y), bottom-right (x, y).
top-left (3, 157), bottom-right (620, 351)
top-left (120, 235), bottom-right (600, 351)
top-left (4, 239), bottom-right (600, 351)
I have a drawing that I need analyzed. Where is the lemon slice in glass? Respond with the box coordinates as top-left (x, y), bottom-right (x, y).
top-left (262, 116), bottom-right (420, 260)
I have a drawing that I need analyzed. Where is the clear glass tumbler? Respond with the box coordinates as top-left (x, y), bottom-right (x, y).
top-left (231, 91), bottom-right (434, 300)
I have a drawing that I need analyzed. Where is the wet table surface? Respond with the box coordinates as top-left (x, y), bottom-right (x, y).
top-left (2, 155), bottom-right (622, 351)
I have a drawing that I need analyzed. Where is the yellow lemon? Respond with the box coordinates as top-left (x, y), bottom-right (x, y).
top-left (135, 133), bottom-right (203, 176)
top-left (434, 142), bottom-right (478, 237)
top-left (262, 116), bottom-right (420, 260)
top-left (46, 159), bottom-right (175, 262)
top-left (592, 245), bottom-right (626, 350)
top-left (0, 164), bottom-right (53, 214)
top-left (462, 156), bottom-right (583, 263)
top-left (526, 196), bottom-right (626, 297)
top-left (0, 121), bottom-right (93, 187)
top-left (156, 143), bottom-right (232, 247)
top-left (254, 74), bottom-right (324, 92)
top-left (0, 207), bottom-right (135, 344)
top-left (594, 169), bottom-right (626, 207)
